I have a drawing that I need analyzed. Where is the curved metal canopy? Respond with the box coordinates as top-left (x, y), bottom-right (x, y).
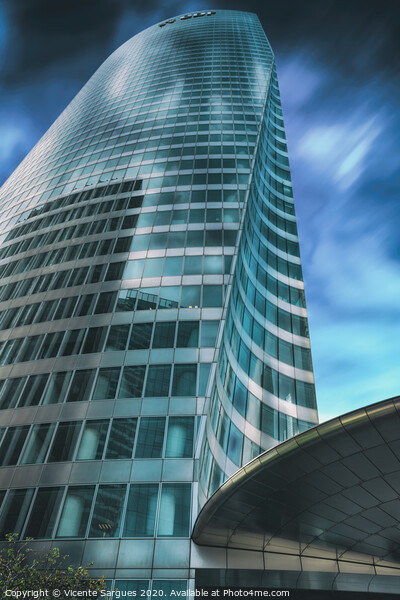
top-left (193, 396), bottom-right (400, 563)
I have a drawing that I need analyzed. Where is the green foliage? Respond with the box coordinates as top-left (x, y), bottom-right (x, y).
top-left (0, 533), bottom-right (106, 597)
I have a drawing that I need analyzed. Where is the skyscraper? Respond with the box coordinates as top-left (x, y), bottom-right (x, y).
top-left (0, 10), bottom-right (317, 593)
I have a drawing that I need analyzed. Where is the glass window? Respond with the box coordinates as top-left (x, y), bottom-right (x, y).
top-left (130, 234), bottom-right (149, 252)
top-left (176, 321), bottom-right (198, 347)
top-left (157, 484), bottom-right (191, 537)
top-left (38, 331), bottom-right (65, 359)
top-left (43, 371), bottom-right (72, 405)
top-left (76, 420), bottom-right (109, 460)
top-left (20, 423), bottom-right (55, 464)
top-left (118, 366), bottom-right (145, 398)
top-left (0, 377), bottom-right (26, 410)
top-left (200, 321), bottom-right (219, 347)
top-left (94, 291), bottom-right (117, 314)
top-left (54, 297), bottom-right (76, 320)
top-left (205, 230), bottom-right (222, 247)
top-left (180, 286), bottom-right (200, 308)
top-left (137, 287), bottom-right (159, 310)
top-left (227, 421), bottom-right (242, 466)
top-left (0, 425), bottom-right (30, 466)
top-left (124, 260), bottom-right (144, 279)
top-left (92, 367), bottom-right (120, 400)
top-left (17, 335), bottom-right (43, 363)
top-left (105, 261), bottom-right (124, 281)
top-left (198, 363), bottom-right (211, 396)
top-left (25, 487), bottom-right (63, 539)
top-left (89, 485), bottom-right (126, 538)
top-left (105, 324), bottom-right (130, 351)
top-left (183, 256), bottom-right (202, 274)
top-left (145, 365), bottom-right (171, 397)
top-left (279, 373), bottom-right (295, 403)
top-left (135, 417), bottom-right (165, 458)
top-left (116, 289), bottom-right (138, 312)
top-left (143, 258), bottom-right (164, 278)
top-left (153, 581), bottom-right (187, 596)
top-left (165, 417), bottom-right (194, 458)
top-left (233, 379), bottom-right (247, 416)
top-left (74, 294), bottom-right (96, 317)
top-left (152, 322), bottom-right (175, 348)
top-left (204, 255), bottom-right (222, 274)
top-left (114, 581), bottom-right (149, 594)
top-left (82, 327), bottom-right (107, 354)
top-left (47, 421), bottom-right (81, 462)
top-left (129, 323), bottom-right (152, 350)
top-left (163, 256), bottom-right (183, 276)
top-left (0, 488), bottom-right (34, 539)
top-left (158, 286), bottom-right (179, 309)
top-left (56, 486), bottom-right (95, 538)
top-left (59, 328), bottom-right (85, 356)
top-left (19, 374), bottom-right (49, 408)
top-left (105, 418), bottom-right (137, 459)
top-left (123, 484), bottom-right (158, 537)
top-left (202, 285), bottom-right (223, 307)
top-left (172, 365), bottom-right (197, 397)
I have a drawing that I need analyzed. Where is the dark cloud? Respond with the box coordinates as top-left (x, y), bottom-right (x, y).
top-left (1, 0), bottom-right (124, 84)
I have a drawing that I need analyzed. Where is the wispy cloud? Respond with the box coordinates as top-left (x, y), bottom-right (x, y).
top-left (297, 118), bottom-right (381, 190)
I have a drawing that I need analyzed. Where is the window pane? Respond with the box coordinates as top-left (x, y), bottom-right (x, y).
top-left (92, 367), bottom-right (120, 400)
top-left (123, 484), bottom-right (158, 537)
top-left (118, 366), bottom-right (145, 398)
top-left (165, 417), bottom-right (194, 458)
top-left (176, 321), bottom-right (198, 347)
top-left (198, 364), bottom-right (211, 396)
top-left (137, 287), bottom-right (159, 310)
top-left (25, 487), bottom-right (63, 539)
top-left (43, 371), bottom-right (72, 405)
top-left (183, 256), bottom-right (202, 274)
top-left (82, 327), bottom-right (108, 354)
top-left (77, 420), bottom-right (109, 460)
top-left (204, 255), bottom-right (222, 274)
top-left (20, 423), bottom-right (56, 464)
top-left (200, 321), bottom-right (219, 347)
top-left (129, 323), bottom-right (152, 350)
top-left (19, 374), bottom-right (49, 408)
top-left (0, 425), bottom-right (30, 466)
top-left (172, 365), bottom-right (197, 397)
top-left (153, 581), bottom-right (187, 597)
top-left (0, 488), bottom-right (34, 539)
top-left (89, 485), bottom-right (126, 538)
top-left (106, 418), bottom-right (137, 459)
top-left (180, 286), bottom-right (200, 308)
top-left (59, 328), bottom-right (85, 356)
top-left (143, 258), bottom-right (164, 277)
top-left (0, 377), bottom-right (26, 409)
top-left (157, 484), bottom-right (191, 537)
top-left (94, 291), bottom-right (117, 314)
top-left (38, 331), bottom-right (65, 359)
top-left (125, 260), bottom-right (144, 279)
top-left (202, 285), bottom-right (223, 307)
top-left (152, 322), bottom-right (175, 348)
top-left (135, 418), bottom-right (165, 458)
top-left (105, 325), bottom-right (130, 351)
top-left (145, 365), bottom-right (171, 397)
top-left (47, 421), bottom-right (81, 462)
top-left (114, 581), bottom-right (149, 594)
top-left (56, 486), bottom-right (95, 538)
top-left (163, 256), bottom-right (183, 276)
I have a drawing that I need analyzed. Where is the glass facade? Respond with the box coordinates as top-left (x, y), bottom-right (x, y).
top-left (0, 10), bottom-right (317, 592)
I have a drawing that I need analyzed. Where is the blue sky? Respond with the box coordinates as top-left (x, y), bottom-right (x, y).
top-left (0, 0), bottom-right (399, 422)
